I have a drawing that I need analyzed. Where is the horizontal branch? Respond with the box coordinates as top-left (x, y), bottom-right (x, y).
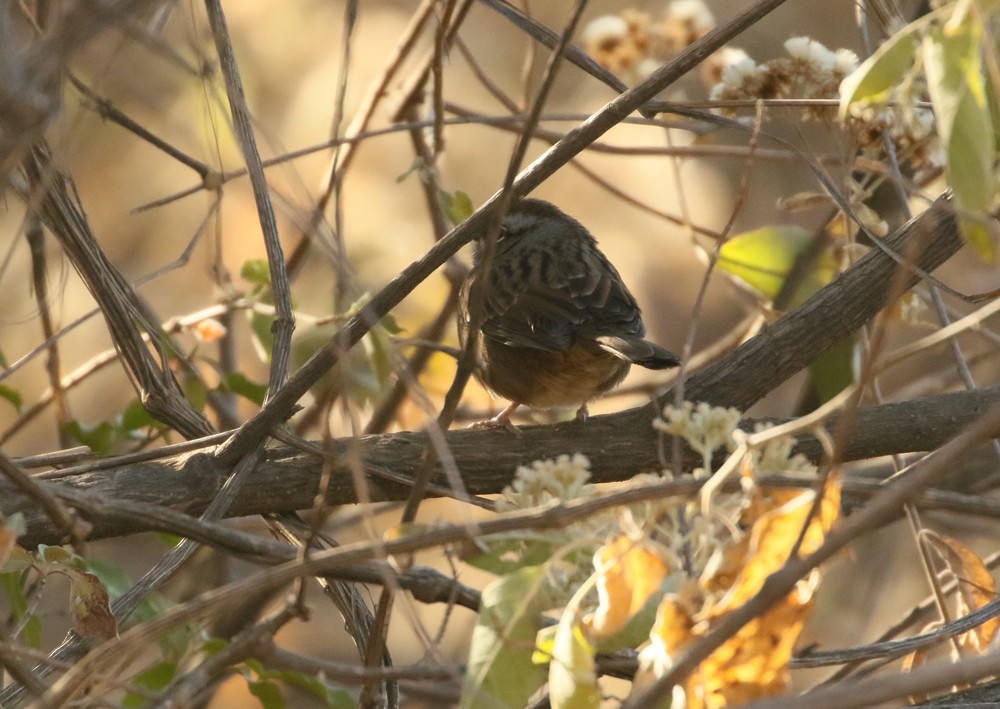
top-left (7, 385), bottom-right (1000, 547)
top-left (2, 189), bottom-right (971, 548)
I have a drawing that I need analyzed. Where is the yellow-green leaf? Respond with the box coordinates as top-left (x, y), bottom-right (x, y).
top-left (718, 225), bottom-right (837, 306)
top-left (839, 21), bottom-right (923, 117)
top-left (549, 620), bottom-right (600, 709)
top-left (923, 23), bottom-right (996, 261)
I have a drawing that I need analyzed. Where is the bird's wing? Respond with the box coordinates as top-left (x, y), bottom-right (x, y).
top-left (480, 244), bottom-right (646, 352)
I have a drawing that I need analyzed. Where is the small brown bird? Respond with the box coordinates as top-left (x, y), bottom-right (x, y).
top-left (459, 199), bottom-right (679, 427)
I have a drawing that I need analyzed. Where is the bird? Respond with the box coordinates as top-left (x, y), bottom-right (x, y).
top-left (458, 198), bottom-right (679, 428)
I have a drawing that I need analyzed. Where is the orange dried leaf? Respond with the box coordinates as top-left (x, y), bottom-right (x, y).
top-left (695, 581), bottom-right (816, 708)
top-left (923, 531), bottom-right (999, 651)
top-left (633, 593), bottom-right (696, 708)
top-left (720, 478), bottom-right (840, 610)
top-left (638, 477), bottom-right (841, 708)
top-left (587, 536), bottom-right (669, 638)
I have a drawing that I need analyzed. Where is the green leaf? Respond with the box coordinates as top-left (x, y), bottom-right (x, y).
top-left (809, 336), bottom-right (856, 403)
top-left (248, 679), bottom-right (286, 709)
top-left (38, 544), bottom-right (79, 566)
top-left (923, 23), bottom-right (996, 261)
top-left (240, 259), bottom-right (271, 289)
top-left (61, 420), bottom-right (116, 455)
top-left (21, 614), bottom-right (42, 649)
top-left (465, 538), bottom-right (557, 576)
top-left (718, 225), bottom-right (836, 306)
top-left (461, 566), bottom-right (553, 709)
top-left (0, 571), bottom-right (41, 647)
top-left (260, 669), bottom-right (354, 708)
top-left (123, 661), bottom-right (177, 708)
top-left (380, 312), bottom-right (403, 335)
top-left (220, 372), bottom-right (268, 406)
top-left (439, 190), bottom-right (475, 226)
top-left (120, 399), bottom-right (157, 433)
top-left (0, 384), bottom-right (22, 412)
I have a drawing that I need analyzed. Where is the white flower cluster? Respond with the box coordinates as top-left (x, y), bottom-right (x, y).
top-left (709, 36), bottom-right (943, 172)
top-left (497, 452), bottom-right (595, 512)
top-left (711, 36), bottom-right (859, 119)
top-left (654, 400), bottom-right (742, 467)
top-left (582, 0), bottom-right (728, 84)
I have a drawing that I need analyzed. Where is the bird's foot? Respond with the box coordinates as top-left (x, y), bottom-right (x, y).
top-left (575, 404), bottom-right (590, 422)
top-left (468, 402), bottom-right (523, 436)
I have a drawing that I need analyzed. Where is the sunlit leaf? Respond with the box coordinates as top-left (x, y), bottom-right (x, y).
top-left (718, 225), bottom-right (837, 307)
top-left (838, 19), bottom-right (924, 116)
top-left (585, 536), bottom-right (669, 640)
top-left (549, 617), bottom-right (600, 709)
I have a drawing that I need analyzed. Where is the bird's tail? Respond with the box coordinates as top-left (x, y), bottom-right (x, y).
top-left (595, 335), bottom-right (680, 370)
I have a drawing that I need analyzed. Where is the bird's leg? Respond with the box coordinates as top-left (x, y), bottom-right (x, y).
top-left (575, 403), bottom-right (590, 422)
top-left (469, 401), bottom-right (522, 434)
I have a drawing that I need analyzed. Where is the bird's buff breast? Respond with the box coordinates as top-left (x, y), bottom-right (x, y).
top-left (476, 339), bottom-right (631, 408)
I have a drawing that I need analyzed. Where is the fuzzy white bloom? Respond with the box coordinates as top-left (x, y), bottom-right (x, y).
top-left (834, 48), bottom-right (859, 75)
top-left (582, 15), bottom-right (629, 48)
top-left (498, 453), bottom-right (594, 511)
top-left (720, 56), bottom-right (759, 87)
top-left (785, 36), bottom-right (838, 72)
top-left (715, 46), bottom-right (751, 70)
top-left (665, 0), bottom-right (715, 34)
